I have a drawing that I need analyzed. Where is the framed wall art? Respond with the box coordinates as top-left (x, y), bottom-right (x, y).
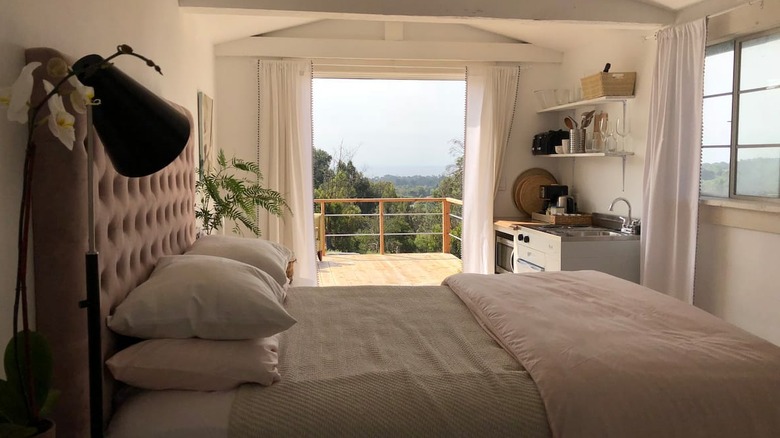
top-left (197, 91), bottom-right (214, 175)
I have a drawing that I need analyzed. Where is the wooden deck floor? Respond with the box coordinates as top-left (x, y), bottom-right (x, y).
top-left (317, 253), bottom-right (463, 287)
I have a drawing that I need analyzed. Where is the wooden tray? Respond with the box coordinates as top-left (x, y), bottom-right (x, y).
top-left (512, 168), bottom-right (557, 215)
top-left (532, 212), bottom-right (592, 225)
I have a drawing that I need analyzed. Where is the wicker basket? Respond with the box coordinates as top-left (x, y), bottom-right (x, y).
top-left (531, 212), bottom-right (592, 225)
top-left (580, 72), bottom-right (636, 99)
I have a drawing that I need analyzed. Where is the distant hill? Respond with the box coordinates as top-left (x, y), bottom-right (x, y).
top-left (371, 175), bottom-right (444, 198)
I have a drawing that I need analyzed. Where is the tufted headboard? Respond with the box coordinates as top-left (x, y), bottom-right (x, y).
top-left (26, 48), bottom-right (197, 438)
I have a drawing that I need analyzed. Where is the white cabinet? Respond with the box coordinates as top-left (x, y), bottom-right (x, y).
top-left (516, 226), bottom-right (640, 283)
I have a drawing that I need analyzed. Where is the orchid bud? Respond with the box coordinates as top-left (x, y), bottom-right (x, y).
top-left (46, 58), bottom-right (69, 78)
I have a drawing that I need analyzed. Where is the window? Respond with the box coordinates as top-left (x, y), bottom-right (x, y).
top-left (701, 29), bottom-right (780, 200)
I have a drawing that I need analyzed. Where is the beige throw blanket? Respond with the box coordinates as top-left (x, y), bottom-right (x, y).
top-left (230, 285), bottom-right (551, 437)
top-left (444, 270), bottom-right (780, 438)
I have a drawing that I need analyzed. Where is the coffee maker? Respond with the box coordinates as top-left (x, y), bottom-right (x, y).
top-left (539, 184), bottom-right (569, 213)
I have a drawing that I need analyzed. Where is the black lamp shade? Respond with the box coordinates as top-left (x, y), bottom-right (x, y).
top-left (73, 54), bottom-right (190, 177)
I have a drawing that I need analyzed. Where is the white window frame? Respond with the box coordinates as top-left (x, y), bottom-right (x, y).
top-left (701, 27), bottom-right (780, 203)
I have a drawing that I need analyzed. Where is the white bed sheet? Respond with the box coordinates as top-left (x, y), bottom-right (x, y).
top-left (106, 389), bottom-right (235, 438)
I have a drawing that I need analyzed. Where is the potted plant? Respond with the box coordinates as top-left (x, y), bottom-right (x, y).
top-left (0, 332), bottom-right (57, 437)
top-left (196, 149), bottom-right (289, 236)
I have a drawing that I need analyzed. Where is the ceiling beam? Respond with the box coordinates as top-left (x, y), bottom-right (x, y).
top-left (180, 0), bottom-right (675, 26)
top-left (215, 37), bottom-right (563, 63)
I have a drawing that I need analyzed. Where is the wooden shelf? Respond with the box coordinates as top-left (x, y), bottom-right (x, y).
top-left (541, 152), bottom-right (634, 158)
top-left (537, 96), bottom-right (634, 113)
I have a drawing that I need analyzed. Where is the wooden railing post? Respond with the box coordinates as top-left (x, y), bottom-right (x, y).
top-left (379, 200), bottom-right (385, 255)
top-left (319, 201), bottom-right (326, 256)
top-left (442, 199), bottom-right (451, 254)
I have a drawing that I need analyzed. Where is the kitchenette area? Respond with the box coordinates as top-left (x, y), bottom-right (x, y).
top-left (494, 176), bottom-right (641, 283)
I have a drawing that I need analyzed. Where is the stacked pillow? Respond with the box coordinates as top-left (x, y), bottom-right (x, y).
top-left (107, 236), bottom-right (297, 392)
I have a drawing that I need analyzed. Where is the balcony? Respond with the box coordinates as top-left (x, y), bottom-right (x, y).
top-left (314, 197), bottom-right (463, 286)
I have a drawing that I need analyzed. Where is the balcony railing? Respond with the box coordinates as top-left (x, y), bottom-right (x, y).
top-left (314, 197), bottom-right (463, 257)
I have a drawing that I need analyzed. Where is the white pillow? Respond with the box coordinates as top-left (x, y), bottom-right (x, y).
top-left (108, 255), bottom-right (295, 340)
top-left (186, 235), bottom-right (294, 287)
top-left (106, 337), bottom-right (281, 390)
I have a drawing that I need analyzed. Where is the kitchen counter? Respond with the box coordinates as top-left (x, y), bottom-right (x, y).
top-left (494, 218), bottom-right (541, 234)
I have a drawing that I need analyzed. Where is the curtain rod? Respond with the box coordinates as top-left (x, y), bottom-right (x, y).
top-left (643, 0), bottom-right (763, 40)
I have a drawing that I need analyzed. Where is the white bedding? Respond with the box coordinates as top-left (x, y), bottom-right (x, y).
top-left (106, 389), bottom-right (235, 438)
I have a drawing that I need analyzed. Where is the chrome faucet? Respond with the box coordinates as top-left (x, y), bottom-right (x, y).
top-left (608, 197), bottom-right (638, 234)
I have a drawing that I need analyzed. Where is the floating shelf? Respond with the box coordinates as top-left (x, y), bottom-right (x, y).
top-left (537, 96), bottom-right (635, 113)
top-left (541, 152), bottom-right (634, 158)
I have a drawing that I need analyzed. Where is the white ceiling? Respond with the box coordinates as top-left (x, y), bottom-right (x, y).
top-left (184, 0), bottom-right (711, 52)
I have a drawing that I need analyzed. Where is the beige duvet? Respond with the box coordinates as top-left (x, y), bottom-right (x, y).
top-left (445, 270), bottom-right (780, 438)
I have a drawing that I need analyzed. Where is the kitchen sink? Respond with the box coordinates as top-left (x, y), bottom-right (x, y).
top-left (526, 225), bottom-right (639, 241)
top-left (559, 230), bottom-right (625, 237)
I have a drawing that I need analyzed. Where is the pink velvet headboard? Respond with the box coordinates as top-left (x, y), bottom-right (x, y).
top-left (26, 48), bottom-right (197, 438)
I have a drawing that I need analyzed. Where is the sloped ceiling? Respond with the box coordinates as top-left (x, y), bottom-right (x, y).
top-left (181, 0), bottom-right (712, 53)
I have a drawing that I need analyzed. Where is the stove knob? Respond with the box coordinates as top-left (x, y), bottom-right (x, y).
top-left (517, 233), bottom-right (524, 241)
top-left (523, 236), bottom-right (530, 243)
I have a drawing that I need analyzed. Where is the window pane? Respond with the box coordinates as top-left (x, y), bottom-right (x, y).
top-left (704, 42), bottom-right (734, 96)
top-left (738, 88), bottom-right (780, 145)
top-left (700, 147), bottom-right (731, 197)
top-left (740, 33), bottom-right (780, 91)
top-left (702, 95), bottom-right (732, 146)
top-left (735, 147), bottom-right (780, 197)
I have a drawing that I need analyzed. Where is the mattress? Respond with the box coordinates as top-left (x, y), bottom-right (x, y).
top-left (108, 285), bottom-right (550, 437)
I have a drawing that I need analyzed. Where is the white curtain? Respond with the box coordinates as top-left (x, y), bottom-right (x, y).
top-left (463, 66), bottom-right (520, 274)
top-left (641, 19), bottom-right (706, 303)
top-left (257, 60), bottom-right (316, 286)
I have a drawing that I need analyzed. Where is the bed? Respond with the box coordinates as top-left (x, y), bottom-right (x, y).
top-left (27, 48), bottom-right (780, 438)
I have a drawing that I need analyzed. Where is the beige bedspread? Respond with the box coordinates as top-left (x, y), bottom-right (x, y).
top-left (444, 270), bottom-right (780, 438)
top-left (229, 285), bottom-right (551, 437)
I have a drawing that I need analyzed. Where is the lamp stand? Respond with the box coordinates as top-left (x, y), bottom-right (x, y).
top-left (78, 104), bottom-right (104, 438)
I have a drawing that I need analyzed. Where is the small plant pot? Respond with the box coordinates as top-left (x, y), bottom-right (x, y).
top-left (36, 419), bottom-right (56, 438)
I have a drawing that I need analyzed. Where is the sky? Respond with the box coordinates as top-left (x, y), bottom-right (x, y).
top-left (702, 34), bottom-right (780, 164)
top-left (313, 78), bottom-right (466, 177)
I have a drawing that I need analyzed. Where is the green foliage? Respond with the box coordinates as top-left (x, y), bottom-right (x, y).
top-left (313, 141), bottom-right (463, 258)
top-left (432, 140), bottom-right (464, 200)
top-left (371, 175), bottom-right (443, 198)
top-left (700, 157), bottom-right (779, 198)
top-left (735, 157), bottom-right (779, 197)
top-left (0, 331), bottom-right (59, 437)
top-left (196, 149), bottom-right (289, 236)
top-left (700, 161), bottom-right (729, 197)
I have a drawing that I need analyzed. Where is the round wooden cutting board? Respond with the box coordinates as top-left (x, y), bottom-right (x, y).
top-left (512, 168), bottom-right (557, 215)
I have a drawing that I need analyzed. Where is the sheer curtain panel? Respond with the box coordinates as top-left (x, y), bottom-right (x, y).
top-left (642, 19), bottom-right (706, 303)
top-left (257, 60), bottom-right (316, 286)
top-left (463, 66), bottom-right (520, 274)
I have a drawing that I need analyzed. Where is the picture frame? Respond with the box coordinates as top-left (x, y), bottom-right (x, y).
top-left (197, 91), bottom-right (214, 176)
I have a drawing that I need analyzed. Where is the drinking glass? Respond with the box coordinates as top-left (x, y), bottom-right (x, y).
top-left (603, 119), bottom-right (616, 153)
top-left (616, 117), bottom-right (629, 153)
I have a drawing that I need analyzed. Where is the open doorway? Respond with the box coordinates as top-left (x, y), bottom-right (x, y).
top-left (312, 78), bottom-right (465, 286)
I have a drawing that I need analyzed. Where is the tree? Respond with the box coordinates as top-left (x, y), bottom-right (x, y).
top-left (432, 139), bottom-right (464, 199)
top-left (313, 148), bottom-right (335, 189)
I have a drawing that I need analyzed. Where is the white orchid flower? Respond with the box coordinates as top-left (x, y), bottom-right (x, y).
top-left (68, 76), bottom-right (94, 114)
top-left (43, 80), bottom-right (76, 150)
top-left (2, 62), bottom-right (41, 124)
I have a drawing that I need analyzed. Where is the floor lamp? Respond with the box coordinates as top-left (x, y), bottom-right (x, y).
top-left (71, 54), bottom-right (190, 438)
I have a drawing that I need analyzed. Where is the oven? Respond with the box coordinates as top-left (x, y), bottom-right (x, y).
top-left (495, 231), bottom-right (515, 274)
top-left (515, 228), bottom-right (546, 273)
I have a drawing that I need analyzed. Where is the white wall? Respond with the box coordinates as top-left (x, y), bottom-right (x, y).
top-left (493, 63), bottom-right (562, 218)
top-left (214, 56), bottom-right (263, 233)
top-left (495, 30), bottom-right (655, 219)
top-left (0, 0), bottom-right (214, 374)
